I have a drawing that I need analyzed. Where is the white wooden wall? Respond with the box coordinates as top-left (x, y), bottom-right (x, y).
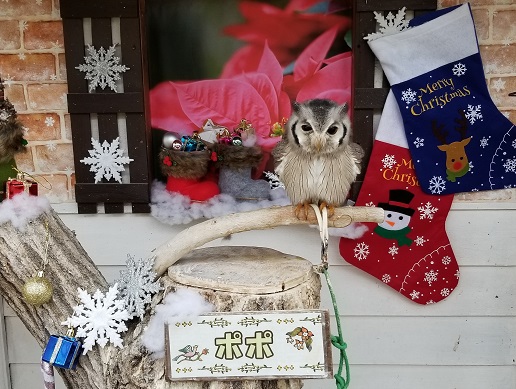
top-left (1, 202), bottom-right (515, 389)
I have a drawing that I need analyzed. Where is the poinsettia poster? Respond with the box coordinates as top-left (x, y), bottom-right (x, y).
top-left (147, 0), bottom-right (353, 160)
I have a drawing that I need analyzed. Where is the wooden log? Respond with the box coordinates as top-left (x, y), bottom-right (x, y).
top-left (153, 205), bottom-right (384, 276)
top-left (162, 245), bottom-right (322, 389)
top-left (0, 205), bottom-right (382, 388)
top-left (0, 208), bottom-right (109, 389)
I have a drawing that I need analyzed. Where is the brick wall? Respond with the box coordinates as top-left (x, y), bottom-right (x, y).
top-left (0, 0), bottom-right (514, 203)
top-left (0, 0), bottom-right (72, 202)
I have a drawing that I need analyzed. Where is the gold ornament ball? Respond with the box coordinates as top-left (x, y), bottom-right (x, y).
top-left (22, 272), bottom-right (53, 306)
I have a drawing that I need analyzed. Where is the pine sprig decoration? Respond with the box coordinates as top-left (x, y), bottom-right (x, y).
top-left (0, 78), bottom-right (26, 163)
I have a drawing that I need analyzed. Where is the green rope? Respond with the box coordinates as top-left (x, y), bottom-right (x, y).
top-left (323, 267), bottom-right (350, 389)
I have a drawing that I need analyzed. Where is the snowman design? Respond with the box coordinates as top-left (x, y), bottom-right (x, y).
top-left (374, 189), bottom-right (415, 247)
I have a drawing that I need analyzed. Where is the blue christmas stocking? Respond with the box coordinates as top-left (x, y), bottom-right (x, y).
top-left (368, 4), bottom-right (515, 194)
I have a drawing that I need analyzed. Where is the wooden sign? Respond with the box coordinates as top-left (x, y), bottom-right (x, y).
top-left (165, 310), bottom-right (333, 381)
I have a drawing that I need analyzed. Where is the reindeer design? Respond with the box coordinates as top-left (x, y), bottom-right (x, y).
top-left (432, 110), bottom-right (472, 182)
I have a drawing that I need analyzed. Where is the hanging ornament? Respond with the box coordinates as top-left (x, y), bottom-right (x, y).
top-left (22, 271), bottom-right (53, 306)
top-left (42, 326), bottom-right (82, 370)
top-left (22, 220), bottom-right (53, 306)
top-left (162, 132), bottom-right (181, 149)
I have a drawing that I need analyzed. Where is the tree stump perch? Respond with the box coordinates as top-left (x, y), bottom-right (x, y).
top-left (0, 204), bottom-right (384, 389)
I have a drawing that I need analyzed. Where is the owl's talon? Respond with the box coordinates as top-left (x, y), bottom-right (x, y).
top-left (319, 202), bottom-right (335, 219)
top-left (294, 203), bottom-right (310, 220)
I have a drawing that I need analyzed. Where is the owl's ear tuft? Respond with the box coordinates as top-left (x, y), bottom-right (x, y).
top-left (339, 102), bottom-right (349, 115)
top-left (292, 101), bottom-right (301, 113)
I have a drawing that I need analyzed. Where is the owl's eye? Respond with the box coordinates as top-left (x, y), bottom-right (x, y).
top-left (301, 124), bottom-right (312, 132)
top-left (327, 126), bottom-right (339, 135)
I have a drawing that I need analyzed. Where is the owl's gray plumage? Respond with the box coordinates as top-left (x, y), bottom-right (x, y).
top-left (274, 99), bottom-right (362, 207)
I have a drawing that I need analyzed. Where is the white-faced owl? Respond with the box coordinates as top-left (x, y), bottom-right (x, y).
top-left (273, 99), bottom-right (363, 217)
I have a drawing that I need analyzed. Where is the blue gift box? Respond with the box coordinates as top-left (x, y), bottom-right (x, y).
top-left (42, 334), bottom-right (82, 369)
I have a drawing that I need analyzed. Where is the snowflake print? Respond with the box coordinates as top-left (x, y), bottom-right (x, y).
top-left (424, 270), bottom-right (438, 286)
top-left (418, 201), bottom-right (438, 220)
top-left (381, 154), bottom-right (397, 169)
top-left (413, 137), bottom-right (424, 148)
top-left (80, 137), bottom-right (134, 183)
top-left (440, 288), bottom-right (450, 297)
top-left (429, 176), bottom-right (446, 194)
top-left (364, 7), bottom-right (410, 41)
top-left (401, 88), bottom-right (417, 104)
top-left (452, 62), bottom-right (467, 76)
top-left (3, 74), bottom-right (14, 87)
top-left (46, 142), bottom-right (57, 151)
top-left (410, 290), bottom-right (420, 300)
top-left (388, 244), bottom-right (399, 257)
top-left (51, 41), bottom-right (62, 51)
top-left (365, 202), bottom-right (375, 207)
top-left (354, 242), bottom-right (370, 261)
top-left (503, 158), bottom-right (516, 173)
top-left (76, 44), bottom-right (130, 92)
top-left (414, 236), bottom-right (427, 246)
top-left (18, 53), bottom-right (26, 60)
top-left (114, 255), bottom-right (162, 320)
top-left (512, 139), bottom-right (516, 149)
top-left (465, 104), bottom-right (483, 124)
top-left (36, 0), bottom-right (43, 5)
top-left (45, 116), bottom-right (55, 127)
top-left (61, 284), bottom-right (130, 354)
top-left (492, 78), bottom-right (506, 92)
top-left (442, 256), bottom-right (452, 265)
top-left (454, 270), bottom-right (460, 279)
top-left (426, 300), bottom-right (435, 305)
top-left (480, 136), bottom-right (490, 148)
top-left (501, 36), bottom-right (511, 47)
top-left (381, 274), bottom-right (391, 283)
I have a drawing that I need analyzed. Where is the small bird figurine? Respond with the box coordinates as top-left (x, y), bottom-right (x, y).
top-left (273, 99), bottom-right (363, 219)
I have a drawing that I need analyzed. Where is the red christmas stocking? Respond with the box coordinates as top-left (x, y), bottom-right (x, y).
top-left (339, 92), bottom-right (459, 304)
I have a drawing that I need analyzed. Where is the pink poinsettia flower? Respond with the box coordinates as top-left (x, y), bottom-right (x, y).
top-left (150, 43), bottom-right (291, 152)
top-left (285, 0), bottom-right (353, 13)
top-left (282, 26), bottom-right (352, 107)
top-left (221, 0), bottom-right (351, 74)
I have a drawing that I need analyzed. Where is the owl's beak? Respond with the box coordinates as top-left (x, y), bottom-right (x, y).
top-left (312, 135), bottom-right (326, 151)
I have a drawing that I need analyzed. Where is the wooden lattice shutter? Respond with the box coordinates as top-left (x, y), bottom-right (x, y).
top-left (60, 0), bottom-right (151, 214)
top-left (351, 0), bottom-right (437, 199)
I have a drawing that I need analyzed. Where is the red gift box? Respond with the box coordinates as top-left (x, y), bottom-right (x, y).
top-left (5, 173), bottom-right (38, 199)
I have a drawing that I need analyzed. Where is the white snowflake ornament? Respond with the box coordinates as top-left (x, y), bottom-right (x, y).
top-left (62, 284), bottom-right (130, 354)
top-left (80, 137), bottom-right (133, 183)
top-left (115, 255), bottom-right (162, 320)
top-left (76, 44), bottom-right (130, 93)
top-left (364, 7), bottom-right (410, 41)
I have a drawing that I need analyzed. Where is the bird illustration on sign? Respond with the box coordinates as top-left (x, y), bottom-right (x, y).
top-left (172, 345), bottom-right (209, 363)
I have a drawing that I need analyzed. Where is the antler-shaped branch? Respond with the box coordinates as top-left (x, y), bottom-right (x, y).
top-left (152, 205), bottom-right (385, 276)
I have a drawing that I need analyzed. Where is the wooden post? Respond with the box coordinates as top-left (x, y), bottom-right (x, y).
top-left (0, 205), bottom-right (383, 388)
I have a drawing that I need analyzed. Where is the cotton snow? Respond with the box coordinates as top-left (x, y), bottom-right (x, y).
top-left (0, 193), bottom-right (50, 230)
top-left (150, 180), bottom-right (291, 225)
top-left (141, 288), bottom-right (214, 359)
